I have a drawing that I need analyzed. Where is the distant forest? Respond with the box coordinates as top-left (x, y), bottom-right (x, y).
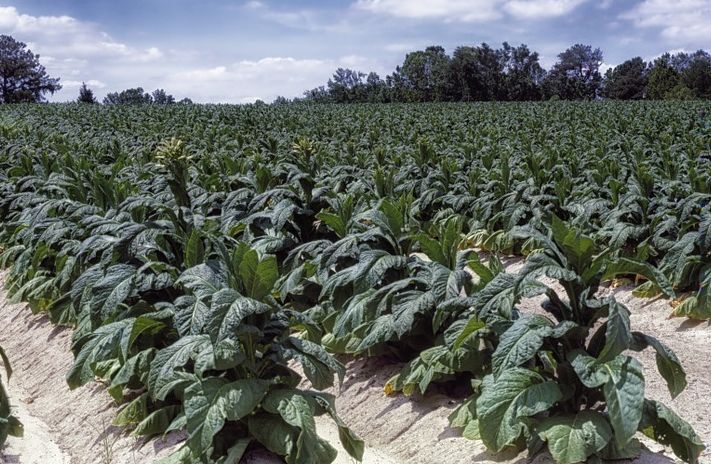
top-left (2, 33), bottom-right (710, 105)
top-left (294, 43), bottom-right (711, 104)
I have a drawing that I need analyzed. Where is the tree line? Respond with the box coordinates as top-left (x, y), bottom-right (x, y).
top-left (0, 35), bottom-right (189, 105)
top-left (299, 43), bottom-right (711, 103)
top-left (1, 33), bottom-right (710, 105)
top-left (97, 86), bottom-right (191, 105)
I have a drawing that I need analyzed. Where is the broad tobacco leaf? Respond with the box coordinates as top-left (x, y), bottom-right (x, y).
top-left (639, 399), bottom-right (705, 464)
top-left (184, 377), bottom-right (269, 456)
top-left (492, 314), bottom-right (553, 378)
top-left (476, 368), bottom-right (562, 452)
top-left (262, 389), bottom-right (338, 464)
top-left (570, 351), bottom-right (644, 445)
top-left (538, 411), bottom-right (612, 464)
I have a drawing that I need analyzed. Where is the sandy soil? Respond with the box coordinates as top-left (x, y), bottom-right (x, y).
top-left (308, 256), bottom-right (709, 464)
top-left (0, 271), bottom-right (396, 464)
top-left (1, 257), bottom-right (709, 464)
top-left (1, 398), bottom-right (70, 464)
top-left (607, 284), bottom-right (711, 462)
top-left (0, 274), bottom-right (184, 464)
top-left (506, 258), bottom-right (711, 462)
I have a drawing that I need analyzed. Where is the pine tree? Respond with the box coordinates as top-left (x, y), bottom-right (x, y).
top-left (77, 82), bottom-right (96, 104)
top-left (0, 34), bottom-right (61, 103)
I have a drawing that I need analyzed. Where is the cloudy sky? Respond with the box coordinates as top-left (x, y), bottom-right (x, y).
top-left (2, 0), bottom-right (711, 103)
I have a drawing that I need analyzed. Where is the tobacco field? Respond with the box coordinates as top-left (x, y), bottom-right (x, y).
top-left (0, 101), bottom-right (709, 463)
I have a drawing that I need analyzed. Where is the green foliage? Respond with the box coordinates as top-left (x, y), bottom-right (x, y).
top-left (77, 82), bottom-right (97, 104)
top-left (0, 124), bottom-right (362, 462)
top-left (451, 219), bottom-right (702, 463)
top-left (543, 44), bottom-right (604, 100)
top-left (603, 57), bottom-right (647, 100)
top-left (103, 87), bottom-right (177, 105)
top-left (0, 34), bottom-right (61, 103)
top-left (0, 101), bottom-right (708, 463)
top-left (666, 84), bottom-right (696, 101)
top-left (302, 45), bottom-right (711, 103)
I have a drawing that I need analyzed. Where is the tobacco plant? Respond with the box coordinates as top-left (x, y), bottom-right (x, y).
top-left (450, 217), bottom-right (703, 463)
top-left (0, 101), bottom-right (709, 463)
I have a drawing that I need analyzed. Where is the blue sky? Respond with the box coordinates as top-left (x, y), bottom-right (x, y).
top-left (2, 0), bottom-right (710, 102)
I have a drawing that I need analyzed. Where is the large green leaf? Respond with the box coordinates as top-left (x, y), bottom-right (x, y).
top-left (113, 392), bottom-right (149, 426)
top-left (184, 229), bottom-right (205, 268)
top-left (594, 300), bottom-right (632, 363)
top-left (391, 289), bottom-right (435, 337)
top-left (283, 337), bottom-right (344, 389)
top-left (550, 215), bottom-right (596, 273)
top-left (239, 249), bottom-right (278, 300)
top-left (317, 211), bottom-right (348, 238)
top-left (452, 316), bottom-right (486, 349)
top-left (476, 368), bottom-right (562, 452)
top-left (639, 399), bottom-right (705, 464)
top-left (332, 289), bottom-right (376, 338)
top-left (570, 352), bottom-right (644, 445)
top-left (630, 332), bottom-right (686, 398)
top-left (671, 295), bottom-right (711, 320)
top-left (538, 411), bottom-right (612, 464)
top-left (415, 233), bottom-right (447, 266)
top-left (0, 346), bottom-right (11, 381)
top-left (0, 344), bottom-right (23, 445)
top-left (471, 272), bottom-right (519, 318)
top-left (193, 338), bottom-right (246, 376)
top-left (356, 314), bottom-right (397, 352)
top-left (248, 413), bottom-right (297, 457)
top-left (308, 391), bottom-right (365, 461)
top-left (602, 257), bottom-right (674, 298)
top-left (134, 405), bottom-right (181, 437)
top-left (67, 318), bottom-right (135, 388)
top-left (518, 251), bottom-right (578, 284)
top-left (90, 264), bottom-right (137, 318)
top-left (262, 389), bottom-right (338, 464)
top-left (184, 378), bottom-right (269, 455)
top-left (205, 288), bottom-right (272, 341)
top-left (492, 314), bottom-right (553, 377)
top-left (449, 396), bottom-right (479, 439)
top-left (148, 335), bottom-right (212, 400)
top-left (178, 264), bottom-right (225, 301)
top-left (602, 356), bottom-right (645, 446)
top-left (173, 295), bottom-right (210, 336)
top-left (357, 251), bottom-right (407, 287)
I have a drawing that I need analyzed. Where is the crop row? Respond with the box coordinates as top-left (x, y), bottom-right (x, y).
top-left (0, 101), bottom-right (708, 463)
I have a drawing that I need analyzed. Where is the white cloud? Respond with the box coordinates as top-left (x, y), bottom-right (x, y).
top-left (354, 0), bottom-right (587, 21)
top-left (161, 55), bottom-right (393, 103)
top-left (133, 47), bottom-right (164, 63)
top-left (61, 79), bottom-right (107, 89)
top-left (622, 0), bottom-right (711, 45)
top-left (0, 4), bottom-right (387, 103)
top-left (164, 57), bottom-right (350, 103)
top-left (0, 5), bottom-right (170, 101)
top-left (599, 62), bottom-right (614, 74)
top-left (250, 6), bottom-right (350, 32)
top-left (244, 1), bottom-right (265, 9)
top-left (0, 6), bottom-right (161, 60)
top-left (338, 54), bottom-right (374, 68)
top-left (503, 0), bottom-right (588, 19)
top-left (598, 0), bottom-right (613, 9)
top-left (384, 42), bottom-right (420, 52)
top-left (355, 0), bottom-right (502, 22)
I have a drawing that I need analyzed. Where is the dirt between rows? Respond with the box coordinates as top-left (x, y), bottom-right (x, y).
top-left (0, 273), bottom-right (185, 464)
top-left (1, 261), bottom-right (709, 464)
